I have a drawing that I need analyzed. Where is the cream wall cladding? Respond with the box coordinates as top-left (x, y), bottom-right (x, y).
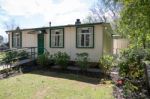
top-left (22, 30), bottom-right (37, 48)
top-left (8, 23), bottom-right (112, 62)
top-left (9, 32), bottom-right (12, 49)
top-left (45, 25), bottom-right (104, 62)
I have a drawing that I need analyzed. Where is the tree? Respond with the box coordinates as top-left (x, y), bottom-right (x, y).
top-left (90, 0), bottom-right (150, 48)
top-left (3, 19), bottom-right (18, 30)
top-left (83, 0), bottom-right (121, 23)
top-left (115, 0), bottom-right (150, 48)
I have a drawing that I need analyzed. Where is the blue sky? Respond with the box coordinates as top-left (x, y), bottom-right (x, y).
top-left (0, 0), bottom-right (97, 41)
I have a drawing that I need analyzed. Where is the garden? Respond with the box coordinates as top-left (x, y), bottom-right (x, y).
top-left (1, 0), bottom-right (150, 99)
top-left (0, 45), bottom-right (150, 99)
top-left (0, 51), bottom-right (115, 99)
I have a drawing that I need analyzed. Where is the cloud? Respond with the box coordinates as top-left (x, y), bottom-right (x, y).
top-left (1, 0), bottom-right (90, 25)
top-left (0, 0), bottom-right (92, 41)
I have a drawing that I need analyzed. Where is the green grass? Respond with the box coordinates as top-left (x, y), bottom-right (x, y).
top-left (0, 52), bottom-right (5, 61)
top-left (0, 70), bottom-right (114, 99)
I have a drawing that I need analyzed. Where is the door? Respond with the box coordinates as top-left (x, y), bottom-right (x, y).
top-left (38, 33), bottom-right (44, 55)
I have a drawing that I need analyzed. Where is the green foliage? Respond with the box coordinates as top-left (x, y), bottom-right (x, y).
top-left (118, 47), bottom-right (150, 96)
top-left (116, 0), bottom-right (150, 48)
top-left (17, 50), bottom-right (29, 60)
top-left (53, 52), bottom-right (70, 69)
top-left (37, 52), bottom-right (50, 68)
top-left (123, 80), bottom-right (138, 97)
top-left (76, 53), bottom-right (89, 71)
top-left (2, 51), bottom-right (18, 63)
top-left (118, 48), bottom-right (150, 78)
top-left (2, 50), bottom-right (29, 64)
top-left (0, 52), bottom-right (5, 63)
top-left (99, 54), bottom-right (114, 75)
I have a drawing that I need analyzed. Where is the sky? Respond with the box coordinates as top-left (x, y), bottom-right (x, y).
top-left (0, 0), bottom-right (97, 42)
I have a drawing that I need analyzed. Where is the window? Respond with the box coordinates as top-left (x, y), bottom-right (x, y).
top-left (50, 28), bottom-right (64, 48)
top-left (76, 27), bottom-right (94, 48)
top-left (12, 32), bottom-right (21, 48)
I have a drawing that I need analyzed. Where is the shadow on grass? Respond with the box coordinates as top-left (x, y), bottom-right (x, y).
top-left (28, 69), bottom-right (103, 85)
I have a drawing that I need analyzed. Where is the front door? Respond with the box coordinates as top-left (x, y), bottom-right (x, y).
top-left (38, 33), bottom-right (44, 55)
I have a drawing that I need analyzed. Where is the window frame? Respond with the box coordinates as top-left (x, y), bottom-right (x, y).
top-left (49, 28), bottom-right (64, 48)
top-left (12, 32), bottom-right (22, 48)
top-left (76, 26), bottom-right (94, 48)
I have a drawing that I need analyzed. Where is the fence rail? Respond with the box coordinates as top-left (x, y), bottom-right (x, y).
top-left (0, 47), bottom-right (48, 71)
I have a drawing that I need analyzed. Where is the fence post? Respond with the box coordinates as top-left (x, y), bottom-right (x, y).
top-left (143, 61), bottom-right (150, 94)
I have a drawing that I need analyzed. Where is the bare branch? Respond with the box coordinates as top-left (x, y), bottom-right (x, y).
top-left (3, 19), bottom-right (18, 30)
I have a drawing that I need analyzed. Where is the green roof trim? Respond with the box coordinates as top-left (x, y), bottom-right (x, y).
top-left (6, 22), bottom-right (108, 32)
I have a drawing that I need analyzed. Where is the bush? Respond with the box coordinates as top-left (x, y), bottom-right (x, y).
top-left (2, 51), bottom-right (18, 63)
top-left (2, 50), bottom-right (29, 64)
top-left (17, 50), bottom-right (29, 60)
top-left (119, 48), bottom-right (148, 78)
top-left (118, 47), bottom-right (150, 98)
top-left (76, 53), bottom-right (89, 71)
top-left (99, 54), bottom-right (114, 75)
top-left (53, 51), bottom-right (70, 69)
top-left (37, 52), bottom-right (50, 68)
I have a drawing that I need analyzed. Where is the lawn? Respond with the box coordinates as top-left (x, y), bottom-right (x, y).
top-left (0, 70), bottom-right (114, 99)
top-left (0, 52), bottom-right (5, 61)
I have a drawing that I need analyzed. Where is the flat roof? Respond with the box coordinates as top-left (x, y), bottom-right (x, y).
top-left (6, 22), bottom-right (109, 32)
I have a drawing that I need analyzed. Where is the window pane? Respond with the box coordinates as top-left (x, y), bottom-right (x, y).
top-left (17, 35), bottom-right (20, 46)
top-left (51, 29), bottom-right (64, 47)
top-left (54, 35), bottom-right (57, 46)
top-left (59, 35), bottom-right (63, 47)
top-left (56, 32), bottom-right (60, 34)
top-left (12, 32), bottom-right (21, 48)
top-left (81, 34), bottom-right (84, 46)
top-left (77, 27), bottom-right (94, 47)
top-left (82, 30), bottom-right (89, 33)
top-left (86, 34), bottom-right (90, 46)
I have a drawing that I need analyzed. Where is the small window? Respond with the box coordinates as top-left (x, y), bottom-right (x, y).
top-left (76, 27), bottom-right (94, 48)
top-left (50, 28), bottom-right (64, 48)
top-left (12, 32), bottom-right (21, 48)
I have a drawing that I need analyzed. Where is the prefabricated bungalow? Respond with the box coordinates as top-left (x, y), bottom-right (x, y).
top-left (6, 19), bottom-right (113, 62)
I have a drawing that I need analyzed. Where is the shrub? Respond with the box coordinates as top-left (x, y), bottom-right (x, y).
top-left (37, 52), bottom-right (50, 68)
top-left (76, 52), bottom-right (89, 71)
top-left (53, 51), bottom-right (70, 69)
top-left (118, 47), bottom-right (150, 98)
top-left (99, 54), bottom-right (114, 75)
top-left (17, 50), bottom-right (29, 60)
top-left (2, 51), bottom-right (18, 64)
top-left (119, 48), bottom-right (148, 78)
top-left (2, 50), bottom-right (29, 64)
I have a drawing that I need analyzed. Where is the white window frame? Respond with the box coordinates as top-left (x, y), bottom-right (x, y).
top-left (12, 32), bottom-right (21, 48)
top-left (50, 28), bottom-right (64, 48)
top-left (76, 27), bottom-right (94, 48)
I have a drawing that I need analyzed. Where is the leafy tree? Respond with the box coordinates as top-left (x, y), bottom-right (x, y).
top-left (114, 0), bottom-right (150, 48)
top-left (85, 0), bottom-right (150, 49)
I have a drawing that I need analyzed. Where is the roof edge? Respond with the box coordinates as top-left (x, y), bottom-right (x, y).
top-left (6, 22), bottom-right (110, 32)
